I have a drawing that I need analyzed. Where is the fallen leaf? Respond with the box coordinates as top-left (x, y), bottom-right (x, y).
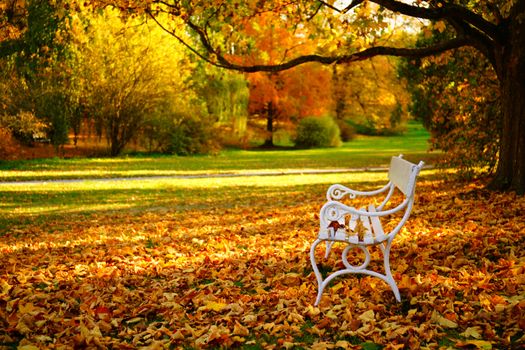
top-left (233, 322), bottom-right (249, 336)
top-left (431, 312), bottom-right (458, 328)
top-left (461, 326), bottom-right (482, 339)
top-left (358, 310), bottom-right (375, 323)
top-left (456, 340), bottom-right (493, 349)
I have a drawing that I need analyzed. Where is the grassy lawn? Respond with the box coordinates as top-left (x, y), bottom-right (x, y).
top-left (0, 122), bottom-right (439, 182)
top-left (0, 171), bottom-right (407, 234)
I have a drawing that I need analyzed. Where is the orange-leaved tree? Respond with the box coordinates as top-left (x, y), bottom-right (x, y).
top-left (232, 12), bottom-right (333, 146)
top-left (247, 66), bottom-right (333, 147)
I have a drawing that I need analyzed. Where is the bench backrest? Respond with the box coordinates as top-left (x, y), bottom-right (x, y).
top-left (388, 156), bottom-right (424, 196)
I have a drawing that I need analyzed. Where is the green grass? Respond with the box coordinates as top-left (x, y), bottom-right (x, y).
top-left (0, 121), bottom-right (439, 182)
top-left (0, 121), bottom-right (439, 233)
top-left (0, 170), bottom-right (412, 233)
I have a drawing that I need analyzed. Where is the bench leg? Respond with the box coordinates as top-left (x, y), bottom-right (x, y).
top-left (324, 241), bottom-right (334, 259)
top-left (382, 240), bottom-right (401, 302)
top-left (311, 239), bottom-right (401, 305)
top-left (310, 239), bottom-right (325, 306)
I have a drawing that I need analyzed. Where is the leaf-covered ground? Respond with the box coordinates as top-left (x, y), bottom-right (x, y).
top-left (1, 176), bottom-right (524, 349)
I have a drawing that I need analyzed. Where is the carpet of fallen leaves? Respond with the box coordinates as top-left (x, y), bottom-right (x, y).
top-left (1, 177), bottom-right (524, 349)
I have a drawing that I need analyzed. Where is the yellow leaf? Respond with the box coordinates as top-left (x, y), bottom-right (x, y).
top-left (233, 322), bottom-right (250, 336)
top-left (173, 330), bottom-right (185, 340)
top-left (311, 342), bottom-right (332, 350)
top-left (126, 317), bottom-right (142, 324)
top-left (461, 326), bottom-right (482, 339)
top-left (287, 312), bottom-right (304, 323)
top-left (18, 302), bottom-right (36, 314)
top-left (435, 21), bottom-right (447, 33)
top-left (228, 302), bottom-right (244, 315)
top-left (242, 314), bottom-right (257, 323)
top-left (0, 279), bottom-right (11, 296)
top-left (325, 309), bottom-right (338, 320)
top-left (18, 346), bottom-right (40, 350)
top-left (207, 326), bottom-right (222, 342)
top-left (457, 340), bottom-right (492, 349)
top-left (201, 301), bottom-right (227, 312)
top-left (306, 305), bottom-right (320, 317)
top-left (335, 340), bottom-right (351, 348)
top-left (331, 282), bottom-right (344, 292)
top-left (432, 312), bottom-right (458, 328)
top-left (358, 310), bottom-right (375, 323)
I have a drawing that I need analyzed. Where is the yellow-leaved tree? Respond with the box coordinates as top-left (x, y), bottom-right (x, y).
top-left (74, 6), bottom-right (203, 155)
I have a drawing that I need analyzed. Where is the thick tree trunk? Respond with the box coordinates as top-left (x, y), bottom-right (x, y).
top-left (490, 3), bottom-right (525, 194)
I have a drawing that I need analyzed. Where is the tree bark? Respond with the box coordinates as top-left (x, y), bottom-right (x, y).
top-left (263, 101), bottom-right (275, 147)
top-left (490, 2), bottom-right (525, 194)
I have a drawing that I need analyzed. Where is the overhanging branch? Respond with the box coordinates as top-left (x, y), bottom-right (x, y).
top-left (370, 0), bottom-right (502, 43)
top-left (148, 2), bottom-right (477, 74)
top-left (146, 11), bottom-right (217, 66)
top-left (339, 37), bottom-right (472, 63)
top-left (185, 36), bottom-right (472, 73)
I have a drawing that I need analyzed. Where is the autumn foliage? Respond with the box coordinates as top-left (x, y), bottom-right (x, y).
top-left (1, 176), bottom-right (524, 348)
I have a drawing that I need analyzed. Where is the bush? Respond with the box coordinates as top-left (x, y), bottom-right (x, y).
top-left (294, 116), bottom-right (342, 148)
top-left (336, 119), bottom-right (356, 142)
top-left (0, 111), bottom-right (48, 146)
top-left (167, 117), bottom-right (220, 156)
top-left (141, 113), bottom-right (220, 156)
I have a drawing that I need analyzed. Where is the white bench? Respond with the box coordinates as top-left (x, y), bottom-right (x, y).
top-left (310, 155), bottom-right (424, 305)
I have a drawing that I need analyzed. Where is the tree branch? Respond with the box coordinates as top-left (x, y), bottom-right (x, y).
top-left (317, 0), bottom-right (365, 14)
top-left (370, 0), bottom-right (502, 43)
top-left (147, 1), bottom-right (485, 74)
top-left (342, 0), bottom-right (365, 14)
top-left (316, 0), bottom-right (341, 13)
top-left (146, 11), bottom-right (217, 66)
top-left (184, 36), bottom-right (473, 73)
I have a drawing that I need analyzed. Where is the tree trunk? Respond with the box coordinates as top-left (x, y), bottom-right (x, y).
top-left (263, 101), bottom-right (275, 147)
top-left (490, 3), bottom-right (525, 194)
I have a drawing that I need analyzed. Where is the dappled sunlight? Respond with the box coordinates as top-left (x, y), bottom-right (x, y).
top-left (0, 172), bottom-right (397, 221)
top-left (1, 175), bottom-right (523, 348)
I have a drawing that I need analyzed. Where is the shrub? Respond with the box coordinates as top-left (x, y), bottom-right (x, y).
top-left (141, 113), bottom-right (220, 156)
top-left (336, 119), bottom-right (356, 142)
top-left (0, 111), bottom-right (48, 146)
top-left (167, 117), bottom-right (220, 156)
top-left (294, 116), bottom-right (342, 148)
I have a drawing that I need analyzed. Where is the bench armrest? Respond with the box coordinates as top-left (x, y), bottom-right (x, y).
top-left (326, 182), bottom-right (391, 201)
top-left (321, 199), bottom-right (408, 222)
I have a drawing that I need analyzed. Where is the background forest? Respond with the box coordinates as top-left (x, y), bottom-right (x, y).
top-left (0, 1), bottom-right (499, 178)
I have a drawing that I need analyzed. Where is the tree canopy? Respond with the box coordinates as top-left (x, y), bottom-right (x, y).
top-left (113, 0), bottom-right (522, 193)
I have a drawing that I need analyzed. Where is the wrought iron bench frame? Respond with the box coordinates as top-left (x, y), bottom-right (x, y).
top-left (310, 155), bottom-right (424, 305)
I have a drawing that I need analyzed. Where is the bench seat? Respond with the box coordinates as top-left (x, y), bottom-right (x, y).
top-left (318, 204), bottom-right (387, 245)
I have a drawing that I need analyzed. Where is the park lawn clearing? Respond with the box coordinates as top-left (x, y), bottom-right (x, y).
top-left (0, 122), bottom-right (440, 182)
top-left (0, 170), bottom-right (524, 349)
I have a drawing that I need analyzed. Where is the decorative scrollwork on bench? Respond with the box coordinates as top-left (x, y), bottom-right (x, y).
top-left (310, 155), bottom-right (425, 306)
